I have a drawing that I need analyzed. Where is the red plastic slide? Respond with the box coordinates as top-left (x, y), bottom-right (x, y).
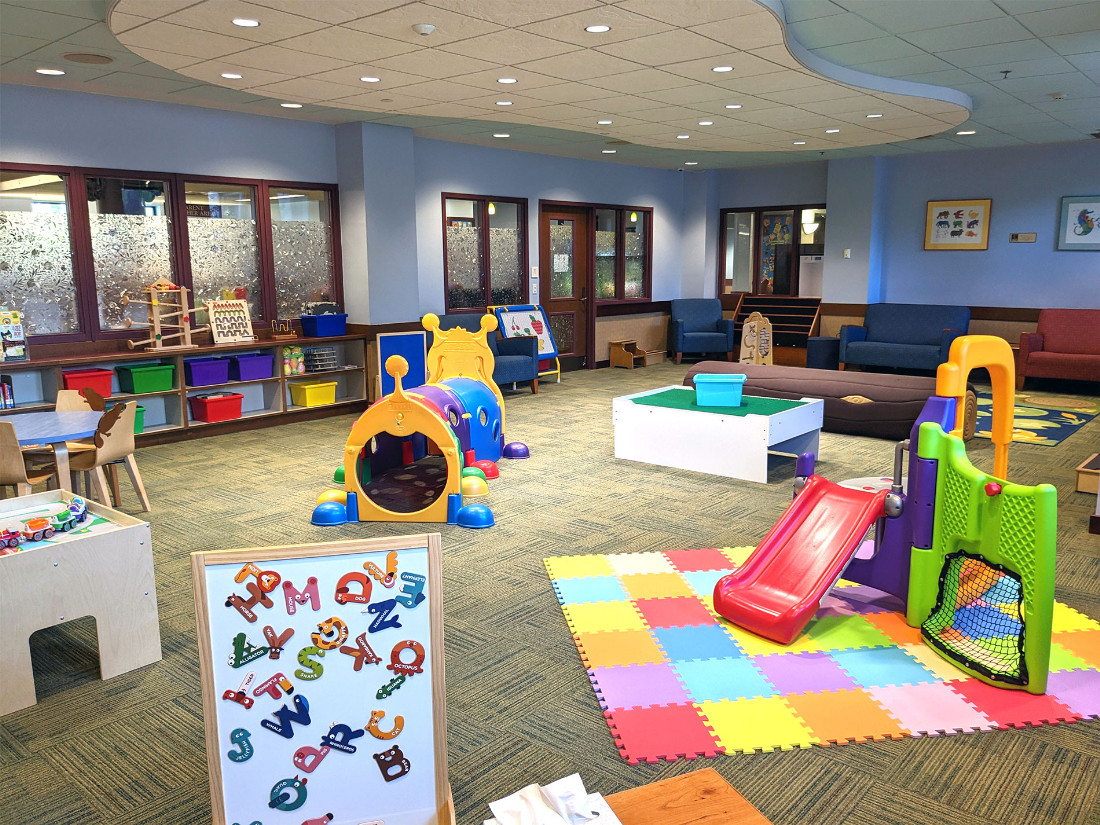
top-left (713, 475), bottom-right (889, 645)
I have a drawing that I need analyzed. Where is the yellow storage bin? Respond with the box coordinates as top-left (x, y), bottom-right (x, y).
top-left (290, 380), bottom-right (338, 407)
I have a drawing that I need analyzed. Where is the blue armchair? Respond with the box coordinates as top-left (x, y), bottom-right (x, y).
top-left (434, 314), bottom-right (540, 393)
top-left (669, 299), bottom-right (735, 364)
top-left (839, 303), bottom-right (970, 372)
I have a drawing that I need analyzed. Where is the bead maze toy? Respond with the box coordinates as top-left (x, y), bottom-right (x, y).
top-left (714, 335), bottom-right (1057, 693)
top-left (122, 278), bottom-right (207, 351)
top-left (311, 313), bottom-right (528, 528)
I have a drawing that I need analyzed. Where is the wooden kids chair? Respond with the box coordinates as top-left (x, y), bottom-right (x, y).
top-left (67, 402), bottom-right (151, 512)
top-left (0, 422), bottom-right (59, 497)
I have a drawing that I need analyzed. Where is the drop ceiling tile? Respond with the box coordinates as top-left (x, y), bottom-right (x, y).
top-left (0, 55), bottom-right (117, 81)
top-left (165, 84), bottom-right (266, 104)
top-left (763, 83), bottom-right (866, 105)
top-left (157, 2), bottom-right (327, 42)
top-left (797, 94), bottom-right (879, 115)
top-left (398, 101), bottom-right (500, 119)
top-left (627, 103), bottom-right (712, 123)
top-left (418, 87), bottom-right (540, 107)
top-left (519, 101), bottom-right (603, 122)
top-left (904, 68), bottom-right (984, 86)
top-left (833, 0), bottom-right (1005, 32)
top-left (275, 27), bottom-right (417, 63)
top-left (371, 48), bottom-right (500, 77)
top-left (0, 3), bottom-right (98, 40)
top-left (446, 67), bottom-right (560, 91)
top-left (718, 69), bottom-right (822, 94)
top-left (587, 68), bottom-right (692, 94)
top-left (323, 90), bottom-right (436, 111)
top-left (597, 29), bottom-right (730, 65)
top-left (639, 83), bottom-right (732, 106)
top-left (342, 3), bottom-right (503, 45)
top-left (250, 1), bottom-right (409, 25)
top-left (80, 69), bottom-right (200, 94)
top-left (305, 65), bottom-right (429, 90)
top-left (117, 21), bottom-right (258, 59)
top-left (1016, 4), bottom-right (1100, 37)
top-left (1043, 31), bottom-right (1100, 56)
top-left (440, 29), bottom-right (580, 64)
top-left (970, 110), bottom-right (1059, 127)
top-left (937, 38), bottom-right (1058, 68)
top-left (105, 12), bottom-right (149, 33)
top-left (995, 71), bottom-right (1097, 100)
top-left (901, 17), bottom-right (1035, 52)
top-left (518, 6), bottom-right (674, 46)
top-left (248, 76), bottom-right (374, 101)
top-left (55, 21), bottom-right (138, 54)
top-left (122, 45), bottom-right (201, 70)
top-left (782, 0), bottom-right (847, 23)
top-left (420, 0), bottom-right (601, 28)
top-left (520, 82), bottom-right (611, 103)
top-left (691, 10), bottom-right (787, 51)
top-left (748, 44), bottom-right (804, 70)
top-left (112, 1), bottom-right (203, 20)
top-left (517, 48), bottom-right (641, 80)
top-left (849, 54), bottom-right (956, 79)
top-left (4, 0), bottom-right (108, 21)
top-left (0, 33), bottom-right (52, 62)
top-left (740, 109), bottom-right (839, 130)
top-left (126, 59), bottom-right (198, 80)
top-left (811, 36), bottom-right (927, 66)
top-left (661, 52), bottom-right (786, 82)
top-left (178, 62), bottom-right (291, 85)
top-left (615, 0), bottom-right (765, 26)
top-left (788, 13), bottom-right (889, 49)
top-left (222, 44), bottom-right (352, 74)
top-left (1065, 52), bottom-right (1100, 73)
top-left (972, 56), bottom-right (1078, 81)
top-left (576, 94), bottom-right (672, 114)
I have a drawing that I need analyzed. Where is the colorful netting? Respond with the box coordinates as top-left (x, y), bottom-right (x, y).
top-left (922, 551), bottom-right (1028, 686)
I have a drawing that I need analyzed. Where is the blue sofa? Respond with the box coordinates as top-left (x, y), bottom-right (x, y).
top-left (839, 303), bottom-right (970, 372)
top-left (669, 298), bottom-right (735, 364)
top-left (434, 314), bottom-right (540, 393)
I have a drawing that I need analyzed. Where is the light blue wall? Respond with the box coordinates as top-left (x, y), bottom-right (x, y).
top-left (879, 141), bottom-right (1100, 308)
top-left (822, 157), bottom-right (890, 303)
top-left (412, 137), bottom-right (686, 315)
top-left (681, 170), bottom-right (719, 299)
top-left (0, 85), bottom-right (337, 181)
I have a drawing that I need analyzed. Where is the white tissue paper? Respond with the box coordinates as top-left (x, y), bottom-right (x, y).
top-left (483, 773), bottom-right (623, 825)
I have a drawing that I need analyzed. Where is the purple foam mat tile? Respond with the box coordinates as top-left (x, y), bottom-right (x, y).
top-left (588, 662), bottom-right (692, 711)
top-left (1045, 668), bottom-right (1100, 718)
top-left (752, 651), bottom-right (860, 694)
top-left (827, 585), bottom-right (906, 615)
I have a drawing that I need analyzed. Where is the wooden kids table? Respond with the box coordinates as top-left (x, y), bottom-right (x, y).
top-left (613, 385), bottom-right (823, 483)
top-left (606, 768), bottom-right (773, 824)
top-left (0, 491), bottom-right (160, 716)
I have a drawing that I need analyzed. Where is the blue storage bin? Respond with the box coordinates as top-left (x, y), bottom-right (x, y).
top-left (694, 373), bottom-right (746, 407)
top-left (300, 313), bottom-right (347, 337)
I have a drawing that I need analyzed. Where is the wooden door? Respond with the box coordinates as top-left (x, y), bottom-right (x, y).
top-left (539, 205), bottom-right (590, 369)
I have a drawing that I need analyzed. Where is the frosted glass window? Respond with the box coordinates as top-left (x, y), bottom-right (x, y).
top-left (186, 181), bottom-right (262, 320)
top-left (0, 171), bottom-right (80, 335)
top-left (592, 206), bottom-right (650, 302)
top-left (443, 196), bottom-right (527, 312)
top-left (270, 187), bottom-right (337, 318)
top-left (87, 177), bottom-right (176, 330)
top-left (624, 211), bottom-right (646, 298)
top-left (488, 201), bottom-right (522, 306)
top-left (595, 208), bottom-right (616, 300)
top-left (445, 199), bottom-right (484, 309)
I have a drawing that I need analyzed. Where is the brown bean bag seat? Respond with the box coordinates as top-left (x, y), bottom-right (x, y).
top-left (683, 362), bottom-right (976, 441)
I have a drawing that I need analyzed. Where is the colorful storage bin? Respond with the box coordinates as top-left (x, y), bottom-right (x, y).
top-left (189, 392), bottom-right (243, 423)
top-left (62, 368), bottom-right (114, 398)
top-left (134, 405), bottom-right (146, 434)
top-left (290, 380), bottom-right (338, 407)
top-left (230, 352), bottom-right (275, 381)
top-left (694, 373), bottom-right (746, 407)
top-left (184, 358), bottom-right (229, 387)
top-left (300, 313), bottom-right (348, 338)
top-left (116, 364), bottom-right (175, 394)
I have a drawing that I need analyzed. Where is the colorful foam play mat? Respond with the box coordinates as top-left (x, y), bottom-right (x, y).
top-left (974, 389), bottom-right (1099, 446)
top-left (545, 548), bottom-right (1100, 764)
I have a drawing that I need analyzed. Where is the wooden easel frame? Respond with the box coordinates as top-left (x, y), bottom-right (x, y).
top-left (191, 534), bottom-right (453, 825)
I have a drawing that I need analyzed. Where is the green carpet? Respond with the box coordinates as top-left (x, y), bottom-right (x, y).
top-left (974, 388), bottom-right (1100, 446)
top-left (2, 361), bottom-right (1098, 825)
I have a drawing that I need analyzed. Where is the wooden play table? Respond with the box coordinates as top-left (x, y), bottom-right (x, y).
top-left (606, 768), bottom-right (773, 824)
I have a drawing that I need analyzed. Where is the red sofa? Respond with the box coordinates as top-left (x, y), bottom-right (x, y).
top-left (1017, 309), bottom-right (1100, 388)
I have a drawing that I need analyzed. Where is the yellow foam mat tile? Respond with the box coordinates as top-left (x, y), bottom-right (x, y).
top-left (718, 546), bottom-right (754, 566)
top-left (1052, 602), bottom-right (1100, 633)
top-left (606, 552), bottom-right (677, 576)
top-left (562, 600), bottom-right (647, 634)
top-left (545, 554), bottom-right (615, 580)
top-left (902, 643), bottom-right (977, 682)
top-left (700, 696), bottom-right (817, 753)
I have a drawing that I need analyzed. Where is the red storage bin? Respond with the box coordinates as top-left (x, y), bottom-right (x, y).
top-left (62, 368), bottom-right (114, 398)
top-left (189, 392), bottom-right (243, 423)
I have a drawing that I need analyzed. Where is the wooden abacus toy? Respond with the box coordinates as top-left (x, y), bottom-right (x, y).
top-left (122, 278), bottom-right (207, 351)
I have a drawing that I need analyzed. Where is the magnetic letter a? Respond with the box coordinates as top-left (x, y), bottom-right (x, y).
top-left (283, 576), bottom-right (320, 615)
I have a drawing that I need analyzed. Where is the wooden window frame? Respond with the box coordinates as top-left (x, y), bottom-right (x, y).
top-left (441, 192), bottom-right (528, 314)
top-left (717, 203), bottom-right (824, 306)
top-left (587, 203), bottom-right (653, 305)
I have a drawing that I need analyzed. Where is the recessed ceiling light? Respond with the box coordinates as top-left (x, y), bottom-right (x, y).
top-left (866, 113), bottom-right (883, 118)
top-left (713, 66), bottom-right (733, 73)
top-left (684, 161), bottom-right (698, 166)
top-left (496, 101), bottom-right (512, 106)
top-left (825, 128), bottom-right (840, 133)
top-left (956, 130), bottom-right (976, 135)
top-left (493, 133), bottom-right (510, 138)
top-left (585, 24), bottom-right (610, 33)
top-left (36, 68), bottom-right (65, 76)
top-left (497, 77), bottom-right (517, 84)
top-left (602, 149), bottom-right (617, 154)
top-left (597, 119), bottom-right (613, 125)
top-left (281, 103), bottom-right (303, 108)
top-left (725, 104), bottom-right (742, 109)
top-left (676, 134), bottom-right (690, 139)
top-left (232, 18), bottom-right (260, 27)
top-left (221, 72), bottom-right (243, 79)
top-left (360, 76), bottom-right (381, 83)
top-left (793, 140), bottom-right (806, 145)
top-left (698, 120), bottom-right (713, 126)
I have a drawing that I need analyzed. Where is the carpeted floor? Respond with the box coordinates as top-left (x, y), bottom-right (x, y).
top-left (2, 361), bottom-right (1098, 825)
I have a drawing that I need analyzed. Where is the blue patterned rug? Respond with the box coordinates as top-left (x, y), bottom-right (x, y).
top-left (975, 390), bottom-right (1099, 446)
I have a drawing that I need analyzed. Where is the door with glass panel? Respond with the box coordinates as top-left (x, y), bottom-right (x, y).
top-left (538, 206), bottom-right (589, 368)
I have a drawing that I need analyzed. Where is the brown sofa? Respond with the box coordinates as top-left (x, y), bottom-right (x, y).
top-left (1017, 309), bottom-right (1100, 389)
top-left (683, 362), bottom-right (975, 441)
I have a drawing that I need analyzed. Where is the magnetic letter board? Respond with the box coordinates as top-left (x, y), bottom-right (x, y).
top-left (192, 534), bottom-right (451, 825)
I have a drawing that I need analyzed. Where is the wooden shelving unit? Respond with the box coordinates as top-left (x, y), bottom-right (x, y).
top-left (0, 334), bottom-right (369, 444)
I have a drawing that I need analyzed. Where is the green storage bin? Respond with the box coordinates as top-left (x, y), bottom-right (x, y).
top-left (134, 405), bottom-right (146, 434)
top-left (116, 364), bottom-right (175, 394)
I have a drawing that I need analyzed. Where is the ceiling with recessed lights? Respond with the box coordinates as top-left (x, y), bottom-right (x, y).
top-left (1, 0), bottom-right (1097, 169)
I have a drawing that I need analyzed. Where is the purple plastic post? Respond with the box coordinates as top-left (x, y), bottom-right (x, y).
top-left (910, 396), bottom-right (955, 445)
top-left (796, 452), bottom-right (815, 477)
top-left (909, 457), bottom-right (939, 550)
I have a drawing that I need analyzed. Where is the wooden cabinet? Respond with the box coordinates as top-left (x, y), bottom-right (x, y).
top-left (0, 334), bottom-right (368, 443)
